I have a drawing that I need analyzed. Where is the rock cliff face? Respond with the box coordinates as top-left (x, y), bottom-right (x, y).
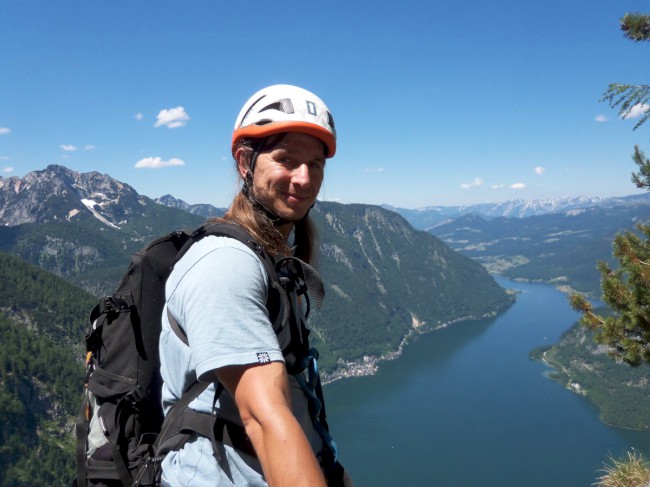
top-left (0, 164), bottom-right (147, 228)
top-left (0, 165), bottom-right (205, 294)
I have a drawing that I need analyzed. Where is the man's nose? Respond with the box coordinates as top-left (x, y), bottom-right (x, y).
top-left (292, 163), bottom-right (311, 186)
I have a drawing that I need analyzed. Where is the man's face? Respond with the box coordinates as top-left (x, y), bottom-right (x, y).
top-left (243, 132), bottom-right (326, 222)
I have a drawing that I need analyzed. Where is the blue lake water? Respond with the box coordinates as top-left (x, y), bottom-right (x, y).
top-left (325, 277), bottom-right (650, 486)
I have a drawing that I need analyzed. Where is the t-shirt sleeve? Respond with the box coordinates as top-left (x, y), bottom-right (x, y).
top-left (167, 238), bottom-right (284, 382)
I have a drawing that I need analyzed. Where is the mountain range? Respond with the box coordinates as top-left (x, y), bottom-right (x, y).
top-left (0, 166), bottom-right (511, 343)
top-left (384, 193), bottom-right (650, 229)
top-left (421, 202), bottom-right (650, 294)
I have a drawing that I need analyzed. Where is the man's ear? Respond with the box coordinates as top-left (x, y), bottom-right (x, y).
top-left (235, 148), bottom-right (249, 179)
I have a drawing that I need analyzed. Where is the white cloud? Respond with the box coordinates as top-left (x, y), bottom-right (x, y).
top-left (154, 106), bottom-right (189, 128)
top-left (510, 182), bottom-right (526, 189)
top-left (622, 103), bottom-right (650, 120)
top-left (84, 144), bottom-right (96, 151)
top-left (460, 177), bottom-right (484, 189)
top-left (491, 184), bottom-right (504, 190)
top-left (0, 156), bottom-right (9, 160)
top-left (134, 112), bottom-right (144, 121)
top-left (3, 166), bottom-right (13, 173)
top-left (534, 166), bottom-right (545, 175)
top-left (0, 127), bottom-right (11, 135)
top-left (364, 167), bottom-right (385, 173)
top-left (61, 144), bottom-right (78, 151)
top-left (135, 156), bottom-right (186, 169)
top-left (595, 114), bottom-right (608, 123)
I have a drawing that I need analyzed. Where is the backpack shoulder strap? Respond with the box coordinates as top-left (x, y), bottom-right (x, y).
top-left (196, 221), bottom-right (278, 282)
top-left (166, 221), bottom-right (287, 345)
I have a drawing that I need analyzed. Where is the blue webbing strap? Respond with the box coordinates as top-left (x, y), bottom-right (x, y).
top-left (294, 348), bottom-right (339, 465)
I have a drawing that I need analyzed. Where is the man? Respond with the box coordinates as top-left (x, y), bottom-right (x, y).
top-left (159, 85), bottom-right (350, 486)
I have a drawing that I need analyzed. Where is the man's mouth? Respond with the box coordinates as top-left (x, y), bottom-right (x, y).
top-left (285, 192), bottom-right (311, 203)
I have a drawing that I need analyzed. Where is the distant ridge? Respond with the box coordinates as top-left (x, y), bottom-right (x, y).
top-left (384, 193), bottom-right (650, 229)
top-left (155, 194), bottom-right (225, 219)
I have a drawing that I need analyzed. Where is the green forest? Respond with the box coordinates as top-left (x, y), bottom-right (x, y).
top-left (533, 318), bottom-right (650, 430)
top-left (0, 252), bottom-right (95, 486)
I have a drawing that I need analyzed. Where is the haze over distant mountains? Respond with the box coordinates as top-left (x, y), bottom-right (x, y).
top-left (383, 193), bottom-right (650, 229)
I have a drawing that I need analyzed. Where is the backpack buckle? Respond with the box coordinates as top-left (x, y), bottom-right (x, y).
top-left (99, 294), bottom-right (134, 315)
top-left (99, 296), bottom-right (116, 314)
top-left (124, 386), bottom-right (145, 408)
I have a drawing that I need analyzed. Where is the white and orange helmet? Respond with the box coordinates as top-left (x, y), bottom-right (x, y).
top-left (232, 84), bottom-right (337, 158)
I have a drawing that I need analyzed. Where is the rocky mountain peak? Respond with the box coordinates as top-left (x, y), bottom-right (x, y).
top-left (0, 165), bottom-right (145, 227)
top-left (155, 194), bottom-right (224, 218)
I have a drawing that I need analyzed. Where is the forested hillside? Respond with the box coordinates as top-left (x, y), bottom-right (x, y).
top-left (535, 318), bottom-right (650, 430)
top-left (310, 202), bottom-right (510, 369)
top-left (0, 207), bottom-right (205, 297)
top-left (426, 204), bottom-right (650, 293)
top-left (0, 252), bottom-right (95, 486)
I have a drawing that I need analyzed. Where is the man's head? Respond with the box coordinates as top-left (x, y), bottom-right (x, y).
top-left (232, 85), bottom-right (336, 228)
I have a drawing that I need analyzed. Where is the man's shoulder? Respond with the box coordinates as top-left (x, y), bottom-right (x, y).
top-left (180, 234), bottom-right (264, 272)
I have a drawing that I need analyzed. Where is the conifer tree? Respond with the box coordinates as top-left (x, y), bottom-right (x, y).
top-left (601, 13), bottom-right (650, 129)
top-left (570, 13), bottom-right (650, 366)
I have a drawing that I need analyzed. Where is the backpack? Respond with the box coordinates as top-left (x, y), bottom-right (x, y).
top-left (73, 221), bottom-right (334, 487)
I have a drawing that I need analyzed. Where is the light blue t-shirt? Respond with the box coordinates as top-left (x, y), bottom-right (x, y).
top-left (159, 236), bottom-right (322, 486)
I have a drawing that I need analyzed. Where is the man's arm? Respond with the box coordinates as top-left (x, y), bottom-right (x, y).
top-left (216, 362), bottom-right (327, 487)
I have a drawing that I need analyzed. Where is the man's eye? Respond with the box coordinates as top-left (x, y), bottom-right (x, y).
top-left (310, 161), bottom-right (324, 170)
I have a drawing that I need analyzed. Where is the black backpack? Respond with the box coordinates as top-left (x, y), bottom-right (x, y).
top-left (73, 221), bottom-right (306, 486)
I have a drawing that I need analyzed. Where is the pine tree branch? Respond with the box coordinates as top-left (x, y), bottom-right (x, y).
top-left (631, 145), bottom-right (650, 188)
top-left (601, 84), bottom-right (650, 130)
top-left (621, 13), bottom-right (650, 42)
top-left (585, 310), bottom-right (607, 326)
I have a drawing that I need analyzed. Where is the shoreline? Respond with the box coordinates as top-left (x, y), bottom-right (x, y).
top-left (536, 339), bottom-right (650, 432)
top-left (321, 303), bottom-right (512, 385)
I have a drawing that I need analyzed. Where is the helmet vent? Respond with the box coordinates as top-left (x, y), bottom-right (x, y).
top-left (260, 98), bottom-right (295, 115)
top-left (327, 112), bottom-right (335, 130)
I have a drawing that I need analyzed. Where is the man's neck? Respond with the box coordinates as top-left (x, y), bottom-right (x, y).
top-left (277, 222), bottom-right (294, 240)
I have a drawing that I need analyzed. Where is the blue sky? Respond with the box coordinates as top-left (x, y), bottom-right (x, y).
top-left (1, 1), bottom-right (650, 209)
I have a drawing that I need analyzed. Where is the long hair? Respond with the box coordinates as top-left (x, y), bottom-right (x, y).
top-left (215, 138), bottom-right (319, 265)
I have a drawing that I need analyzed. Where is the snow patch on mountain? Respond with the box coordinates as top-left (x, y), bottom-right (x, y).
top-left (81, 199), bottom-right (120, 229)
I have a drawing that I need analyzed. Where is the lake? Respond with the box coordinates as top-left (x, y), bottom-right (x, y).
top-left (324, 277), bottom-right (650, 486)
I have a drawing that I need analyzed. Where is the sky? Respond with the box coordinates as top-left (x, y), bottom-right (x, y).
top-left (1, 1), bottom-right (650, 210)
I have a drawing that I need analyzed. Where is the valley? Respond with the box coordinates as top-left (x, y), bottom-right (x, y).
top-left (1, 165), bottom-right (649, 485)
